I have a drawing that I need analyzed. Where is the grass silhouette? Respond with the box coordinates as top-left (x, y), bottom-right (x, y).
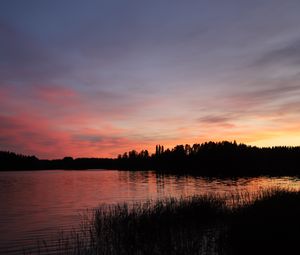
top-left (25, 189), bottom-right (300, 254)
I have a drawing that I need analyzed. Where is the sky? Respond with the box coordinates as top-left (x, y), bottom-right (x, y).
top-left (1, 0), bottom-right (300, 158)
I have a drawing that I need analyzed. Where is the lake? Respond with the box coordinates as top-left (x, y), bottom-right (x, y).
top-left (0, 170), bottom-right (300, 254)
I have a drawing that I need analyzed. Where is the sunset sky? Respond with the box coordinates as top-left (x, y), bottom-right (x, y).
top-left (1, 0), bottom-right (300, 158)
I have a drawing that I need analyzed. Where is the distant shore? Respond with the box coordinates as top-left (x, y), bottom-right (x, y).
top-left (2, 141), bottom-right (300, 176)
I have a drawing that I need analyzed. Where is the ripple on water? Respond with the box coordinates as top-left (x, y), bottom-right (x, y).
top-left (0, 170), bottom-right (300, 254)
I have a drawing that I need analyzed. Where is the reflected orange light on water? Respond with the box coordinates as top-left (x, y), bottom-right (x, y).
top-left (1, 170), bottom-right (300, 254)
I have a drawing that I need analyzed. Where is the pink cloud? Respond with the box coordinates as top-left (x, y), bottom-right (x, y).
top-left (0, 111), bottom-right (155, 158)
top-left (34, 85), bottom-right (77, 104)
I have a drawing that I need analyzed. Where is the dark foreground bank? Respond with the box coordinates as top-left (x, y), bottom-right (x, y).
top-left (23, 189), bottom-right (300, 255)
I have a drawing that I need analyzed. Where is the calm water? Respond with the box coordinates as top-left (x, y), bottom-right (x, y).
top-left (0, 170), bottom-right (300, 254)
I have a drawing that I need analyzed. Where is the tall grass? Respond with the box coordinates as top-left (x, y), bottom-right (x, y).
top-left (26, 189), bottom-right (300, 255)
top-left (92, 196), bottom-right (227, 255)
top-left (227, 189), bottom-right (300, 255)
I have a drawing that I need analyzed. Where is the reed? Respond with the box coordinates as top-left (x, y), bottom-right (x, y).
top-left (26, 189), bottom-right (300, 254)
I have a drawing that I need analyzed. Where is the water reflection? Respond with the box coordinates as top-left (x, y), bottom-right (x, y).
top-left (0, 170), bottom-right (299, 254)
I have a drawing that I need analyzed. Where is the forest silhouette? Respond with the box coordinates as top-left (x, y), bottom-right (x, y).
top-left (1, 141), bottom-right (300, 176)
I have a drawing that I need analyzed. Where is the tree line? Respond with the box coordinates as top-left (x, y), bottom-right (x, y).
top-left (1, 141), bottom-right (300, 176)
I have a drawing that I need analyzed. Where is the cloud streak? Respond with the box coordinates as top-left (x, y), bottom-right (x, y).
top-left (256, 39), bottom-right (300, 67)
top-left (1, 1), bottom-right (300, 157)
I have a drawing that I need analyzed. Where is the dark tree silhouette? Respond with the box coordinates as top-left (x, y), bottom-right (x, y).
top-left (1, 141), bottom-right (300, 176)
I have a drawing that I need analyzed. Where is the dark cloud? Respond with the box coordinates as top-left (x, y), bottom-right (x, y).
top-left (73, 134), bottom-right (104, 143)
top-left (255, 39), bottom-right (300, 67)
top-left (0, 115), bottom-right (23, 129)
top-left (198, 115), bottom-right (233, 124)
top-left (72, 134), bottom-right (130, 147)
top-left (197, 114), bottom-right (236, 129)
top-left (236, 84), bottom-right (300, 105)
top-left (0, 21), bottom-right (71, 85)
